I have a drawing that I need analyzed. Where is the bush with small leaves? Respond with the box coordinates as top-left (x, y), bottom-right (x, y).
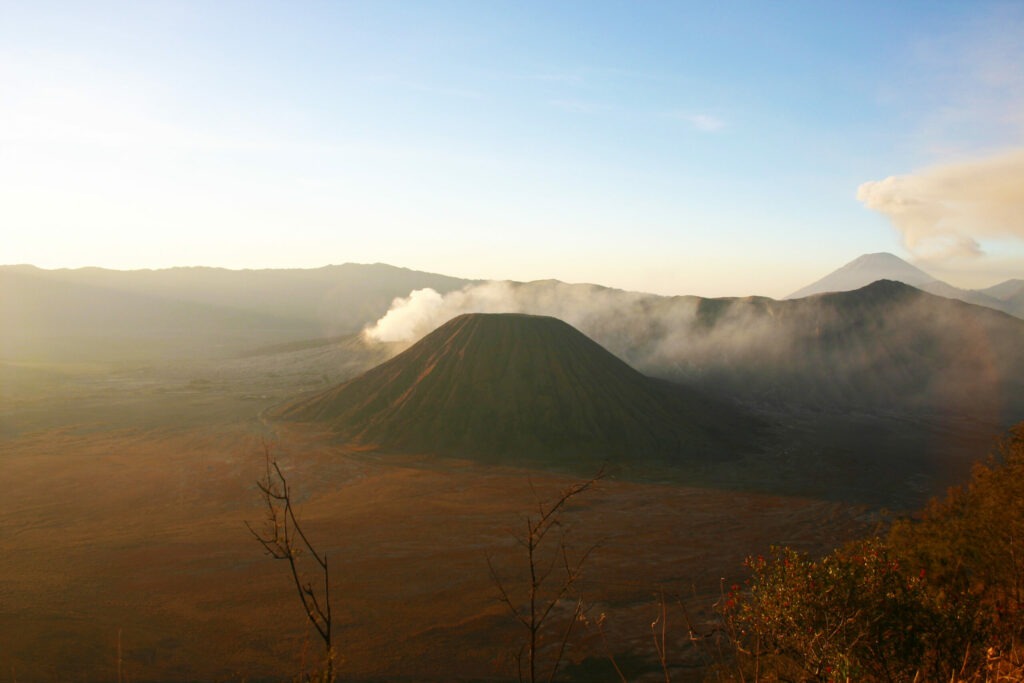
top-left (724, 537), bottom-right (978, 682)
top-left (888, 422), bottom-right (1024, 674)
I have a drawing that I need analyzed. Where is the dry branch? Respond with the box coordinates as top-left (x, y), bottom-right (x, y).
top-left (488, 469), bottom-right (604, 683)
top-left (246, 443), bottom-right (335, 681)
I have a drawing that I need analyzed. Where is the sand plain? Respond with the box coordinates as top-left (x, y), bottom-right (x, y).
top-left (0, 357), bottom-right (872, 682)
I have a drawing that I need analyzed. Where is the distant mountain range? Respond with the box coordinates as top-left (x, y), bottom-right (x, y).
top-left (0, 263), bottom-right (473, 360)
top-left (4, 259), bottom-right (1023, 424)
top-left (787, 252), bottom-right (1024, 318)
top-left (4, 256), bottom-right (1018, 361)
top-left (5, 260), bottom-right (1023, 500)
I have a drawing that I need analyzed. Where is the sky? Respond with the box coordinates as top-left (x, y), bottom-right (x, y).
top-left (2, 1), bottom-right (1023, 297)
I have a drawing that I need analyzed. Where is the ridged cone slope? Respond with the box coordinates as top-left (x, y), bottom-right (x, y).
top-left (273, 313), bottom-right (759, 460)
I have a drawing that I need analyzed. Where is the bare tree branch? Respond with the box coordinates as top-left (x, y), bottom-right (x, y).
top-left (488, 468), bottom-right (604, 683)
top-left (246, 441), bottom-right (335, 681)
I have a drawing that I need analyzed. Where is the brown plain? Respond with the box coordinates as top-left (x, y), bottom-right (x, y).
top-left (0, 372), bottom-right (864, 682)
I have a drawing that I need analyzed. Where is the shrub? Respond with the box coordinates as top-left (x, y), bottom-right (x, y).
top-left (722, 423), bottom-right (1024, 682)
top-left (888, 422), bottom-right (1024, 670)
top-left (725, 537), bottom-right (976, 681)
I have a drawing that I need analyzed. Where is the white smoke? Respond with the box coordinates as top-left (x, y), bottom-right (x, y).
top-left (362, 281), bottom-right (525, 343)
top-left (362, 280), bottom-right (655, 345)
top-left (362, 288), bottom-right (446, 342)
top-left (857, 148), bottom-right (1024, 261)
top-left (362, 280), bottom-right (791, 381)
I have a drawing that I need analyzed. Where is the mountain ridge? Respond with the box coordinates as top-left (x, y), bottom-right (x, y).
top-left (786, 252), bottom-right (1018, 318)
top-left (788, 252), bottom-right (937, 300)
top-left (653, 279), bottom-right (1024, 420)
top-left (0, 263), bottom-right (474, 361)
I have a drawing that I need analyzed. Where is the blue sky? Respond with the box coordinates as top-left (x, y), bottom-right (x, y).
top-left (2, 1), bottom-right (1022, 296)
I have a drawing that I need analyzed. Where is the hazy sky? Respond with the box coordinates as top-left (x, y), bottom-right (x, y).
top-left (2, 1), bottom-right (1023, 297)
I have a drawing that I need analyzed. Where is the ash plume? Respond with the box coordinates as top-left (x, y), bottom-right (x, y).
top-left (857, 148), bottom-right (1024, 261)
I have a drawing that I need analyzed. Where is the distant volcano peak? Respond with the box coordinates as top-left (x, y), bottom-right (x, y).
top-left (787, 253), bottom-right (937, 300)
top-left (272, 312), bottom-right (760, 461)
top-left (848, 252), bottom-right (918, 266)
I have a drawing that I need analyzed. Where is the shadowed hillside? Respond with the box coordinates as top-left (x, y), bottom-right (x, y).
top-left (273, 313), bottom-right (762, 462)
top-left (656, 280), bottom-right (1024, 420)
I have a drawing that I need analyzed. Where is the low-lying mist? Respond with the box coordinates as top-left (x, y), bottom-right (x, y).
top-left (363, 280), bottom-right (1024, 420)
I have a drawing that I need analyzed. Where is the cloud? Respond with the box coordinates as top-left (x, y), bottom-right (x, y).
top-left (548, 99), bottom-right (608, 114)
top-left (686, 114), bottom-right (725, 132)
top-left (665, 112), bottom-right (725, 132)
top-left (857, 148), bottom-right (1024, 261)
top-left (526, 71), bottom-right (586, 85)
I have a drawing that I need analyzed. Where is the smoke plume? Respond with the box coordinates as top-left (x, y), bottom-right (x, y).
top-left (360, 278), bottom-right (1021, 420)
top-left (362, 280), bottom-right (789, 380)
top-left (365, 280), bottom-right (671, 349)
top-left (857, 148), bottom-right (1024, 260)
top-left (363, 282), bottom-right (525, 342)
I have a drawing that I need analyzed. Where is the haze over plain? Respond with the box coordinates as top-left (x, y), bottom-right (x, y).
top-left (3, 1), bottom-right (1024, 295)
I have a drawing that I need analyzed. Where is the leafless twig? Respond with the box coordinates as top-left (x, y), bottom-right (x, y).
top-left (246, 442), bottom-right (335, 680)
top-left (488, 469), bottom-right (604, 683)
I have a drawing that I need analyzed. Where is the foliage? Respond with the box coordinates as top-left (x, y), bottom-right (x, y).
top-left (720, 423), bottom-right (1024, 682)
top-left (724, 538), bottom-right (974, 681)
top-left (888, 422), bottom-right (1024, 665)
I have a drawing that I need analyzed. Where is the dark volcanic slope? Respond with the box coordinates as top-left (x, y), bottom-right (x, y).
top-left (274, 313), bottom-right (759, 461)
top-left (692, 281), bottom-right (1024, 419)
